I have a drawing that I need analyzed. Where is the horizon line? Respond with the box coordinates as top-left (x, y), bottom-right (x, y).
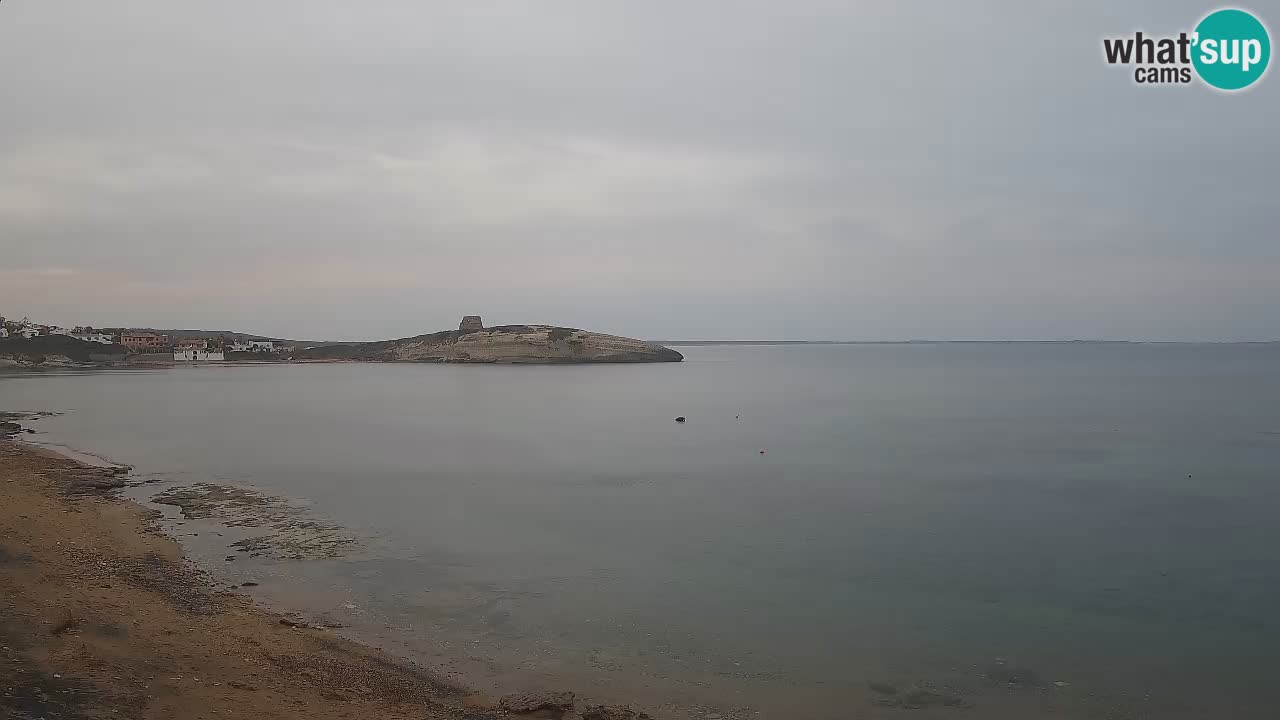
top-left (653, 339), bottom-right (1280, 346)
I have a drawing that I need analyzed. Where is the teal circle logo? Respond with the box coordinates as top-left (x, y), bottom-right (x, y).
top-left (1192, 8), bottom-right (1271, 90)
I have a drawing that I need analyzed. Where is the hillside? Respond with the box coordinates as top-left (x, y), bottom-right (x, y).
top-left (0, 336), bottom-right (129, 366)
top-left (297, 321), bottom-right (682, 364)
top-left (107, 329), bottom-right (284, 342)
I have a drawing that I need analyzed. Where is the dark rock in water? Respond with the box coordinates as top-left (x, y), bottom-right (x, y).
top-left (984, 659), bottom-right (1043, 688)
top-left (80, 476), bottom-right (127, 491)
top-left (498, 690), bottom-right (576, 713)
top-left (903, 688), bottom-right (966, 708)
top-left (581, 705), bottom-right (655, 720)
top-left (873, 686), bottom-right (968, 709)
top-left (224, 556), bottom-right (236, 562)
top-left (240, 581), bottom-right (259, 587)
top-left (868, 681), bottom-right (898, 696)
top-left (674, 416), bottom-right (686, 423)
top-left (0, 421), bottom-right (23, 437)
top-left (279, 613), bottom-right (309, 628)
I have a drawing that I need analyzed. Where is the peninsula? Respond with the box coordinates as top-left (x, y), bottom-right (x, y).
top-left (298, 316), bottom-right (683, 364)
top-left (0, 315), bottom-right (683, 366)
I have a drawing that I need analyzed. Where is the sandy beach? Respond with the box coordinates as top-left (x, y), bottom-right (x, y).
top-left (0, 435), bottom-right (654, 720)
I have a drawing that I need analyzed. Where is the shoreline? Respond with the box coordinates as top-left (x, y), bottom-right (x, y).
top-left (0, 432), bottom-right (654, 720)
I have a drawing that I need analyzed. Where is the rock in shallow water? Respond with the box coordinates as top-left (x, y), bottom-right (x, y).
top-left (499, 690), bottom-right (577, 713)
top-left (871, 686), bottom-right (969, 710)
top-left (79, 476), bottom-right (127, 491)
top-left (580, 705), bottom-right (655, 720)
top-left (983, 658), bottom-right (1044, 688)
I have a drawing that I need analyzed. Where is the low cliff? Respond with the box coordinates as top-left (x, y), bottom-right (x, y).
top-left (0, 336), bottom-right (129, 367)
top-left (298, 324), bottom-right (683, 364)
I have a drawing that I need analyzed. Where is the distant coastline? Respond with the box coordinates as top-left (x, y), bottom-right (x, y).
top-left (0, 315), bottom-right (684, 367)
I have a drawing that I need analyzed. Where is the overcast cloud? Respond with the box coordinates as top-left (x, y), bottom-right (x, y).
top-left (1, 1), bottom-right (1277, 341)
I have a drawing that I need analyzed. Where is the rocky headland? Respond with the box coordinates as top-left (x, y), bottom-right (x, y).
top-left (298, 316), bottom-right (683, 364)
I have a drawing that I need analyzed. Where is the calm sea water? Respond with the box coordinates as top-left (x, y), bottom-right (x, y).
top-left (4, 344), bottom-right (1280, 718)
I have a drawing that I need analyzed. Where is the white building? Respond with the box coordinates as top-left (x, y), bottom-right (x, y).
top-left (227, 339), bottom-right (276, 353)
top-left (72, 332), bottom-right (115, 345)
top-left (16, 327), bottom-right (39, 339)
top-left (174, 349), bottom-right (225, 362)
top-left (0, 327), bottom-right (8, 338)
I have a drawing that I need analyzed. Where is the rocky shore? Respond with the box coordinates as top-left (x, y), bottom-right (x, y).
top-left (0, 433), bottom-right (656, 720)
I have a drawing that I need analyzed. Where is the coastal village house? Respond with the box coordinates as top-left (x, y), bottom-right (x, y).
top-left (2, 317), bottom-right (279, 361)
top-left (230, 339), bottom-right (275, 352)
top-left (119, 333), bottom-right (170, 351)
top-left (1, 316), bottom-right (102, 342)
top-left (71, 331), bottom-right (115, 345)
top-left (174, 348), bottom-right (225, 362)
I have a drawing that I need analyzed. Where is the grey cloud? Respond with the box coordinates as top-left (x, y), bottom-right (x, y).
top-left (1, 0), bottom-right (1278, 341)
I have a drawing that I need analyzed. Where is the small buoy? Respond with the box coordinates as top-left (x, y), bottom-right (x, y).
top-left (759, 449), bottom-right (766, 455)
top-left (675, 416), bottom-right (686, 423)
top-left (735, 415), bottom-right (739, 419)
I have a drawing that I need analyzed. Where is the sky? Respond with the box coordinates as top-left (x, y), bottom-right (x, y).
top-left (1, 1), bottom-right (1277, 341)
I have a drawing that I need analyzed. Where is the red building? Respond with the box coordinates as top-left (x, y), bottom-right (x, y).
top-left (119, 333), bottom-right (170, 351)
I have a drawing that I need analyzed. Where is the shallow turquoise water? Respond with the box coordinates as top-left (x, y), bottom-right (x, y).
top-left (4, 344), bottom-right (1279, 717)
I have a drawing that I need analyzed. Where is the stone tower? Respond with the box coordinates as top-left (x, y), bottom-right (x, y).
top-left (459, 315), bottom-right (484, 333)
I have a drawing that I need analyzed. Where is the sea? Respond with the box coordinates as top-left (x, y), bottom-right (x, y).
top-left (3, 343), bottom-right (1279, 719)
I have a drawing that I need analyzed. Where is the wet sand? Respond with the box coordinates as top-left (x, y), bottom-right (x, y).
top-left (0, 438), bottom-right (479, 719)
